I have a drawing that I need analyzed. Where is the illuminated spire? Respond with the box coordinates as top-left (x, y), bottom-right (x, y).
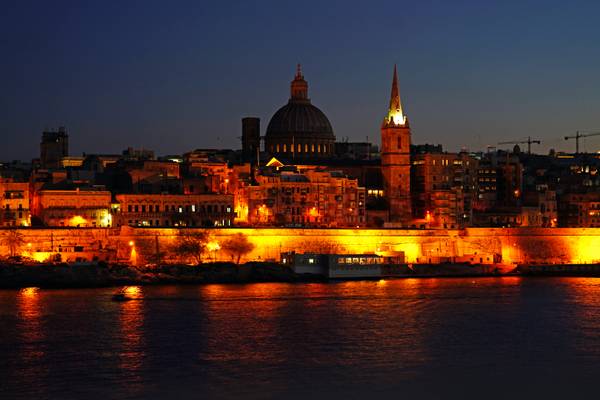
top-left (386, 64), bottom-right (406, 126)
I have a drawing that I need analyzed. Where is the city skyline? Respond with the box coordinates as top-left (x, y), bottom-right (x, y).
top-left (5, 3), bottom-right (600, 399)
top-left (3, 0), bottom-right (600, 161)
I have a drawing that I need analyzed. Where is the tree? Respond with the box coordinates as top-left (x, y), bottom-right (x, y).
top-left (221, 233), bottom-right (255, 264)
top-left (1, 229), bottom-right (25, 258)
top-left (135, 236), bottom-right (167, 265)
top-left (172, 231), bottom-right (209, 265)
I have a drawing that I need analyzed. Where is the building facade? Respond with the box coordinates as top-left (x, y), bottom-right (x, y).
top-left (558, 192), bottom-right (600, 227)
top-left (33, 188), bottom-right (112, 227)
top-left (114, 193), bottom-right (235, 227)
top-left (246, 167), bottom-right (366, 227)
top-left (411, 152), bottom-right (479, 228)
top-left (0, 181), bottom-right (30, 226)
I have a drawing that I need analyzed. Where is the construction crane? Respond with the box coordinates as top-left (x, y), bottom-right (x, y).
top-left (498, 136), bottom-right (541, 154)
top-left (564, 131), bottom-right (600, 154)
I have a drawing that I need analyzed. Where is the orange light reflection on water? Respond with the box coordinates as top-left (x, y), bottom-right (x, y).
top-left (117, 286), bottom-right (145, 389)
top-left (199, 283), bottom-right (293, 365)
top-left (124, 286), bottom-right (141, 297)
top-left (17, 287), bottom-right (43, 341)
top-left (16, 287), bottom-right (48, 385)
top-left (563, 277), bottom-right (600, 305)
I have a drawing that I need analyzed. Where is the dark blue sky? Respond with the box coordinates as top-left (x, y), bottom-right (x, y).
top-left (2, 0), bottom-right (600, 160)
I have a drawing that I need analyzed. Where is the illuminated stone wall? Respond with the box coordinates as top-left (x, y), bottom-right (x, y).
top-left (0, 228), bottom-right (115, 262)
top-left (2, 227), bottom-right (600, 265)
top-left (118, 227), bottom-right (600, 265)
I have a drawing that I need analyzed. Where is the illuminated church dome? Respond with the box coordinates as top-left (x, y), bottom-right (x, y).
top-left (265, 65), bottom-right (335, 159)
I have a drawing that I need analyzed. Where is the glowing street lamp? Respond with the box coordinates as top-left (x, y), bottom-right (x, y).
top-left (207, 241), bottom-right (221, 261)
top-left (129, 241), bottom-right (137, 266)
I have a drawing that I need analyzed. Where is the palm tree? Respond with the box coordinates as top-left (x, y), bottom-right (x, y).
top-left (1, 229), bottom-right (25, 258)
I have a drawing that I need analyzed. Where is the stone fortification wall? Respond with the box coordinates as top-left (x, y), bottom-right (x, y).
top-left (2, 227), bottom-right (599, 265)
top-left (119, 227), bottom-right (600, 265)
top-left (0, 228), bottom-right (115, 263)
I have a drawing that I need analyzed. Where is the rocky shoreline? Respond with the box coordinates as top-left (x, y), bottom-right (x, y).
top-left (2, 262), bottom-right (600, 289)
top-left (0, 261), bottom-right (509, 289)
top-left (0, 262), bottom-right (326, 289)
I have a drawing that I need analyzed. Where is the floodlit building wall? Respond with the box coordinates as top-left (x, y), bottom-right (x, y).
top-left (3, 227), bottom-right (600, 266)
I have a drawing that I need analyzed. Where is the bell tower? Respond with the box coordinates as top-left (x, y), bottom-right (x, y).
top-left (381, 65), bottom-right (412, 224)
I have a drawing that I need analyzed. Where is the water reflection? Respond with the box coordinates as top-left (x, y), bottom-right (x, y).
top-left (15, 287), bottom-right (48, 394)
top-left (558, 278), bottom-right (600, 364)
top-left (195, 281), bottom-right (433, 396)
top-left (117, 286), bottom-right (145, 394)
top-left (199, 283), bottom-right (289, 363)
top-left (6, 278), bottom-right (600, 399)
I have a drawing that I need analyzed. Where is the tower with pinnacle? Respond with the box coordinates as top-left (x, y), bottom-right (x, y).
top-left (381, 65), bottom-right (412, 224)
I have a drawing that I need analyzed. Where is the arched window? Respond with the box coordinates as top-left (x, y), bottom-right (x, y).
top-left (305, 144), bottom-right (308, 153)
top-left (276, 144), bottom-right (280, 152)
top-left (317, 144), bottom-right (321, 153)
top-left (283, 144), bottom-right (287, 153)
top-left (397, 136), bottom-right (402, 149)
top-left (298, 144), bottom-right (301, 153)
top-left (311, 144), bottom-right (315, 152)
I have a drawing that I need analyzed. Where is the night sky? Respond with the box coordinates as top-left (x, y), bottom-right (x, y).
top-left (2, 0), bottom-right (600, 161)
